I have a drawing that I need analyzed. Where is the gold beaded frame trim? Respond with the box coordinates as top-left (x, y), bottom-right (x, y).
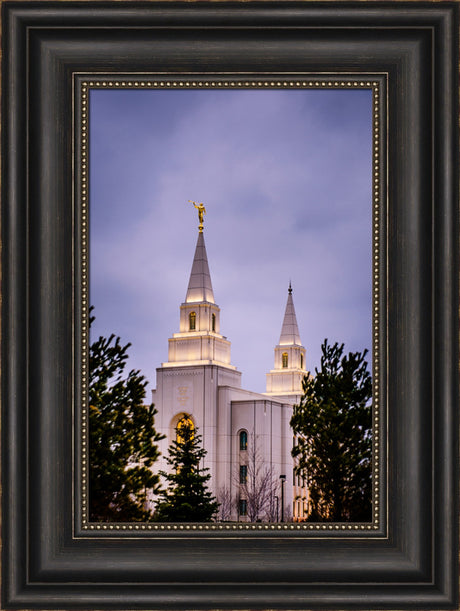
top-left (76, 75), bottom-right (386, 535)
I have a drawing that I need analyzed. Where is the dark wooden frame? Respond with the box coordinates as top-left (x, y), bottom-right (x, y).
top-left (2, 2), bottom-right (458, 608)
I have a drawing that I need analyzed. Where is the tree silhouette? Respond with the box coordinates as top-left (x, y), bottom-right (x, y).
top-left (89, 310), bottom-right (164, 521)
top-left (155, 418), bottom-right (219, 522)
top-left (291, 339), bottom-right (372, 522)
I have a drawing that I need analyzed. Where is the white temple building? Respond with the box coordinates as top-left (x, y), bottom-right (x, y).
top-left (152, 222), bottom-right (308, 521)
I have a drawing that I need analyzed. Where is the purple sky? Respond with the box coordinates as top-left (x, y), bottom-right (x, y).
top-left (90, 88), bottom-right (372, 396)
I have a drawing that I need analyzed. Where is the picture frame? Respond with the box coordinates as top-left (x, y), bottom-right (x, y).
top-left (2, 1), bottom-right (458, 609)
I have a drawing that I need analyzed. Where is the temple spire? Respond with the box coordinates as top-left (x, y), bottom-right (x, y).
top-left (163, 213), bottom-right (237, 371)
top-left (265, 283), bottom-right (306, 399)
top-left (279, 283), bottom-right (301, 346)
top-left (185, 231), bottom-right (215, 304)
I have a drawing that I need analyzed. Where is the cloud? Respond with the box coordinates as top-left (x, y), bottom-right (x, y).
top-left (90, 88), bottom-right (373, 394)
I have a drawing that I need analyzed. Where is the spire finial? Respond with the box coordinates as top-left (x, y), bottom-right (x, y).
top-left (189, 200), bottom-right (206, 233)
top-left (288, 280), bottom-right (292, 295)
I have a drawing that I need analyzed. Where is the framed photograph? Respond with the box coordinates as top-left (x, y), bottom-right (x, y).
top-left (87, 82), bottom-right (376, 528)
top-left (2, 1), bottom-right (458, 608)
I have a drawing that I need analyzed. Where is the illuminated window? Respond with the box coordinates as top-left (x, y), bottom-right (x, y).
top-left (239, 430), bottom-right (248, 451)
top-left (176, 415), bottom-right (194, 444)
top-left (282, 352), bottom-right (288, 368)
top-left (300, 353), bottom-right (304, 369)
top-left (239, 499), bottom-right (247, 516)
top-left (240, 465), bottom-right (248, 484)
top-left (212, 313), bottom-right (216, 332)
top-left (189, 312), bottom-right (196, 330)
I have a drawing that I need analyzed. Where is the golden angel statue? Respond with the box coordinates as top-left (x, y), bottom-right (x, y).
top-left (189, 200), bottom-right (207, 231)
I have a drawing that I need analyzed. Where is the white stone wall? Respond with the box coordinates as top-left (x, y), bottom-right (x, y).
top-left (152, 365), bottom-right (241, 497)
top-left (167, 334), bottom-right (232, 365)
top-left (152, 371), bottom-right (296, 521)
top-left (273, 344), bottom-right (305, 370)
top-left (179, 302), bottom-right (221, 334)
top-left (266, 370), bottom-right (305, 395)
top-left (215, 386), bottom-right (295, 521)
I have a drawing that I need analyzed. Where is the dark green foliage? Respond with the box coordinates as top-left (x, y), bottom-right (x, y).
top-left (155, 420), bottom-right (219, 522)
top-left (89, 311), bottom-right (164, 522)
top-left (291, 339), bottom-right (372, 522)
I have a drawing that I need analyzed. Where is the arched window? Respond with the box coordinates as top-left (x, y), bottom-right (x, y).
top-left (282, 352), bottom-right (288, 368)
top-left (239, 430), bottom-right (248, 451)
top-left (189, 311), bottom-right (196, 330)
top-left (212, 313), bottom-right (216, 332)
top-left (176, 415), bottom-right (194, 444)
top-left (300, 353), bottom-right (304, 369)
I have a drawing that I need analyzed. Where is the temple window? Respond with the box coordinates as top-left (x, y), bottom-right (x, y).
top-left (282, 352), bottom-right (288, 368)
top-left (239, 430), bottom-right (248, 451)
top-left (212, 313), bottom-right (216, 332)
top-left (189, 311), bottom-right (196, 330)
top-left (176, 415), bottom-right (194, 444)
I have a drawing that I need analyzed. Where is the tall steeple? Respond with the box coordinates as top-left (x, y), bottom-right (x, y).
top-left (152, 205), bottom-right (241, 504)
top-left (265, 283), bottom-right (307, 401)
top-left (160, 210), bottom-right (237, 371)
top-left (185, 232), bottom-right (215, 304)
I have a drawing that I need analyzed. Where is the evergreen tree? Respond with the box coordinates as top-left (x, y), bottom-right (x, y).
top-left (155, 418), bottom-right (219, 522)
top-left (89, 311), bottom-right (164, 521)
top-left (290, 339), bottom-right (372, 522)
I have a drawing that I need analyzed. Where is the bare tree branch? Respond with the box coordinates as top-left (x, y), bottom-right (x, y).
top-left (216, 486), bottom-right (235, 521)
top-left (236, 433), bottom-right (280, 522)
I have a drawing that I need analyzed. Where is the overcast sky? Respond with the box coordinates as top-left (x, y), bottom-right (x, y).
top-left (89, 88), bottom-right (373, 397)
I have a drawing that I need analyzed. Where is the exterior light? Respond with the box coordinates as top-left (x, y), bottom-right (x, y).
top-left (279, 474), bottom-right (286, 522)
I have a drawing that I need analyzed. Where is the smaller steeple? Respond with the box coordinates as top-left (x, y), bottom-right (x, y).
top-left (265, 282), bottom-right (307, 401)
top-left (279, 282), bottom-right (302, 346)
